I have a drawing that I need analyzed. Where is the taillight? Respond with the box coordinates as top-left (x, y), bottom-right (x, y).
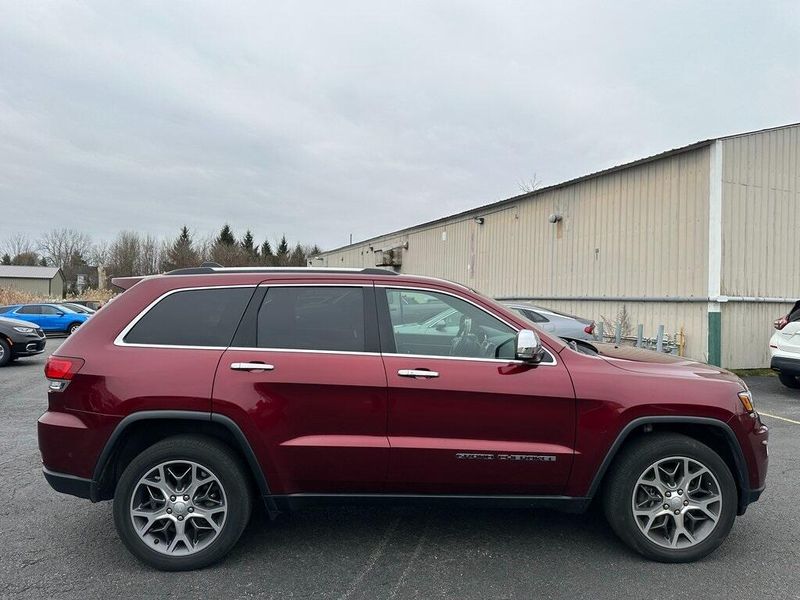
top-left (45, 356), bottom-right (84, 391)
top-left (774, 316), bottom-right (788, 330)
top-left (584, 322), bottom-right (595, 334)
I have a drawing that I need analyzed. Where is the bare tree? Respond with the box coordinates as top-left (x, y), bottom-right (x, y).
top-left (88, 240), bottom-right (110, 266)
top-left (39, 228), bottom-right (91, 269)
top-left (2, 232), bottom-right (35, 258)
top-left (107, 231), bottom-right (141, 278)
top-left (138, 234), bottom-right (162, 275)
top-left (517, 173), bottom-right (543, 194)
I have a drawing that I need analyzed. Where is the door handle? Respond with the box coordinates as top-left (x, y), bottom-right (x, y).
top-left (397, 369), bottom-right (439, 378)
top-left (230, 362), bottom-right (275, 371)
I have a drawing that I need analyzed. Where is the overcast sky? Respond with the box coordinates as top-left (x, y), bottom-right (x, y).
top-left (0, 1), bottom-right (797, 251)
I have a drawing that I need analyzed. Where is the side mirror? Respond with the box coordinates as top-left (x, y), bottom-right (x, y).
top-left (516, 329), bottom-right (544, 362)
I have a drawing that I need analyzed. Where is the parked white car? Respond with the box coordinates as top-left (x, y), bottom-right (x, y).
top-left (769, 300), bottom-right (800, 389)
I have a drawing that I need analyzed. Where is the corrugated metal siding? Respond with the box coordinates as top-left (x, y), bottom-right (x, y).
top-left (721, 125), bottom-right (800, 297)
top-left (720, 125), bottom-right (800, 368)
top-left (0, 277), bottom-right (51, 297)
top-left (319, 147), bottom-right (711, 300)
top-left (721, 302), bottom-right (795, 369)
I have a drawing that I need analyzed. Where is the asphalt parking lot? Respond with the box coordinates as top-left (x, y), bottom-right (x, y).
top-left (1, 339), bottom-right (798, 600)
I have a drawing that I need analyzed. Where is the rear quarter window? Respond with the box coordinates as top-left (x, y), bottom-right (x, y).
top-left (123, 287), bottom-right (254, 347)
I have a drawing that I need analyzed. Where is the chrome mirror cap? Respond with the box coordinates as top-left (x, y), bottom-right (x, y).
top-left (516, 329), bottom-right (543, 362)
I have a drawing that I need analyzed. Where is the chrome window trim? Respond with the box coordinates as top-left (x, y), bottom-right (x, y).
top-left (113, 285), bottom-right (257, 349)
top-left (385, 351), bottom-right (556, 366)
top-left (376, 284), bottom-right (558, 367)
top-left (227, 346), bottom-right (381, 357)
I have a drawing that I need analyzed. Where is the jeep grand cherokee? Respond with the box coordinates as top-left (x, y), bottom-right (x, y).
top-left (38, 267), bottom-right (768, 570)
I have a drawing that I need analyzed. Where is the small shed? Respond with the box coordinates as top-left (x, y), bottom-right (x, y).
top-left (0, 265), bottom-right (65, 299)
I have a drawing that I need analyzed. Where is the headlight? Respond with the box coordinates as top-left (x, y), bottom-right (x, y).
top-left (12, 326), bottom-right (35, 333)
top-left (738, 390), bottom-right (754, 413)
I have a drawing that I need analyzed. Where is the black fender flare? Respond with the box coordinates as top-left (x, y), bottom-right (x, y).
top-left (586, 416), bottom-right (752, 513)
top-left (91, 410), bottom-right (278, 516)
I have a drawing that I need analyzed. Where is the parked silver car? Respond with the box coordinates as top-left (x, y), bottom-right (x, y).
top-left (501, 302), bottom-right (595, 340)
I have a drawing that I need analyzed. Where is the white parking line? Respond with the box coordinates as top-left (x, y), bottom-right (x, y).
top-left (759, 412), bottom-right (800, 425)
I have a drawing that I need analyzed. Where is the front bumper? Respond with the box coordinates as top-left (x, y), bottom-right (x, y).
top-left (12, 337), bottom-right (46, 356)
top-left (771, 355), bottom-right (800, 377)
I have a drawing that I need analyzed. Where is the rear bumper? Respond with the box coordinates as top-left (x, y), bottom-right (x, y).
top-left (771, 355), bottom-right (800, 376)
top-left (42, 467), bottom-right (92, 499)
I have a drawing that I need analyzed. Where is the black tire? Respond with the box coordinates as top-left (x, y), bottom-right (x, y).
top-left (113, 435), bottom-right (253, 571)
top-left (67, 322), bottom-right (81, 335)
top-left (0, 338), bottom-right (10, 367)
top-left (778, 373), bottom-right (800, 389)
top-left (602, 432), bottom-right (737, 563)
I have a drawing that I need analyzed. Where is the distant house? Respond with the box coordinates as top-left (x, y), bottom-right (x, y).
top-left (0, 265), bottom-right (65, 298)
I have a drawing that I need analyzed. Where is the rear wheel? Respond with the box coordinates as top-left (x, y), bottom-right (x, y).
top-left (778, 373), bottom-right (800, 389)
top-left (602, 432), bottom-right (736, 562)
top-left (0, 339), bottom-right (10, 367)
top-left (113, 435), bottom-right (252, 571)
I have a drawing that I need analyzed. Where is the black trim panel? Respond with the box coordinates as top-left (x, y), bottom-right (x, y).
top-left (771, 356), bottom-right (800, 376)
top-left (586, 416), bottom-right (754, 513)
top-left (43, 467), bottom-right (92, 500)
top-left (271, 493), bottom-right (591, 514)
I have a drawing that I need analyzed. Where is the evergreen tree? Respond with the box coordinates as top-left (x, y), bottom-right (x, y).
top-left (1, 254), bottom-right (11, 265)
top-left (276, 235), bottom-right (289, 266)
top-left (216, 224), bottom-right (236, 246)
top-left (289, 243), bottom-right (306, 266)
top-left (260, 239), bottom-right (274, 266)
top-left (39, 256), bottom-right (48, 266)
top-left (240, 230), bottom-right (257, 265)
top-left (211, 224), bottom-right (242, 266)
top-left (162, 226), bottom-right (199, 271)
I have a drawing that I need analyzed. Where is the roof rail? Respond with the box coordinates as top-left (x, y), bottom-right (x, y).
top-left (163, 266), bottom-right (399, 276)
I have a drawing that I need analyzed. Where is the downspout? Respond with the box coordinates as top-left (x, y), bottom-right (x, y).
top-left (707, 141), bottom-right (723, 366)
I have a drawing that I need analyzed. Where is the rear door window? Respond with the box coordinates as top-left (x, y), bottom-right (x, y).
top-left (18, 305), bottom-right (42, 314)
top-left (256, 286), bottom-right (366, 352)
top-left (123, 287), bottom-right (254, 347)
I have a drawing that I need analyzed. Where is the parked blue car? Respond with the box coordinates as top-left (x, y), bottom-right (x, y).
top-left (0, 303), bottom-right (91, 335)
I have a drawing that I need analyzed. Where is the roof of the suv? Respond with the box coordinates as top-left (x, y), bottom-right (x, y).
top-left (110, 267), bottom-right (473, 291)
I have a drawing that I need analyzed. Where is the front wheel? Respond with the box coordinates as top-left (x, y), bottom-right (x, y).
top-left (602, 432), bottom-right (737, 562)
top-left (113, 435), bottom-right (253, 571)
top-left (778, 373), bottom-right (800, 389)
top-left (67, 322), bottom-right (81, 335)
top-left (0, 338), bottom-right (10, 367)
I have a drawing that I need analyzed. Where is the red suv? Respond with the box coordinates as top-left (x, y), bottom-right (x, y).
top-left (38, 267), bottom-right (768, 570)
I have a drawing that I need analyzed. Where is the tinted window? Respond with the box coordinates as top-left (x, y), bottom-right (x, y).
top-left (18, 305), bottom-right (41, 314)
top-left (124, 287), bottom-right (253, 347)
top-left (41, 305), bottom-right (63, 315)
top-left (385, 289), bottom-right (516, 359)
top-left (257, 287), bottom-right (365, 352)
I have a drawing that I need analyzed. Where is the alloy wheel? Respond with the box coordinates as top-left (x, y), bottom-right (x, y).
top-left (129, 460), bottom-right (227, 556)
top-left (631, 456), bottom-right (722, 549)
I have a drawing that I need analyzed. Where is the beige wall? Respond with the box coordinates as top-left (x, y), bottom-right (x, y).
top-left (0, 274), bottom-right (63, 299)
top-left (318, 127), bottom-right (800, 368)
top-left (319, 147), bottom-right (711, 298)
top-left (721, 125), bottom-right (800, 298)
top-left (719, 124), bottom-right (800, 368)
top-left (0, 277), bottom-right (51, 297)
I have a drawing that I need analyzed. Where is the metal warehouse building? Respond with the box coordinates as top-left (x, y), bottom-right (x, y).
top-left (0, 265), bottom-right (64, 299)
top-left (312, 123), bottom-right (800, 369)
